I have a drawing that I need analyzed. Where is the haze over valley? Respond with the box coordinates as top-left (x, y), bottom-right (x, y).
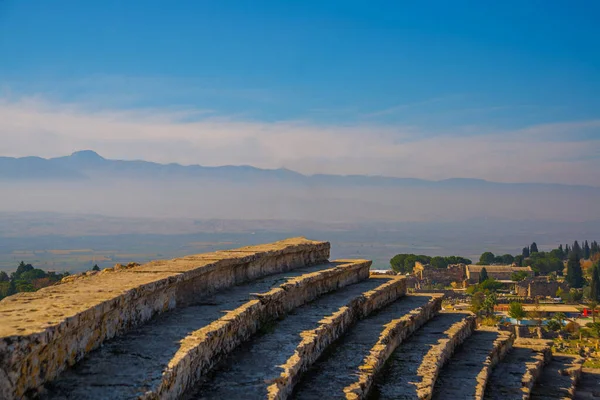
top-left (1, 151), bottom-right (599, 273)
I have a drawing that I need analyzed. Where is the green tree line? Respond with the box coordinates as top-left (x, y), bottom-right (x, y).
top-left (390, 254), bottom-right (472, 274)
top-left (0, 262), bottom-right (70, 300)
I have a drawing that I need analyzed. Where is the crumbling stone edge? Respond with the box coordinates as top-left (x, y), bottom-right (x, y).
top-left (521, 343), bottom-right (552, 400)
top-left (415, 313), bottom-right (477, 400)
top-left (142, 260), bottom-right (372, 400)
top-left (342, 295), bottom-right (443, 400)
top-left (564, 356), bottom-right (584, 399)
top-left (473, 329), bottom-right (516, 400)
top-left (266, 275), bottom-right (407, 400)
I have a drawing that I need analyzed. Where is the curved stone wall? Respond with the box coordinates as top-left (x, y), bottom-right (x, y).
top-left (474, 329), bottom-right (515, 400)
top-left (146, 259), bottom-right (372, 400)
top-left (343, 296), bottom-right (443, 400)
top-left (266, 275), bottom-right (406, 400)
top-left (0, 238), bottom-right (330, 400)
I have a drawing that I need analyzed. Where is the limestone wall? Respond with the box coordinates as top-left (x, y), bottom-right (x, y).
top-left (565, 358), bottom-right (583, 399)
top-left (343, 295), bottom-right (443, 400)
top-left (266, 275), bottom-right (407, 400)
top-left (415, 313), bottom-right (477, 400)
top-left (0, 238), bottom-right (330, 400)
top-left (517, 340), bottom-right (553, 399)
top-left (146, 259), bottom-right (372, 400)
top-left (474, 329), bottom-right (515, 400)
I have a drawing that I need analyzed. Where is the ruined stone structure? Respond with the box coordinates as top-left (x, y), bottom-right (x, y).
top-left (515, 276), bottom-right (569, 298)
top-left (413, 261), bottom-right (466, 287)
top-left (466, 264), bottom-right (534, 283)
top-left (0, 238), bottom-right (597, 400)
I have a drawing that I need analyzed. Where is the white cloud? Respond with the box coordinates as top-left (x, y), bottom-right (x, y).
top-left (0, 95), bottom-right (598, 185)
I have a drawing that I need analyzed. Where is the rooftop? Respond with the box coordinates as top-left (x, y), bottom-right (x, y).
top-left (466, 264), bottom-right (532, 273)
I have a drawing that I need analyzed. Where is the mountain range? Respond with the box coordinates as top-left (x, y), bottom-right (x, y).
top-left (1, 150), bottom-right (597, 190)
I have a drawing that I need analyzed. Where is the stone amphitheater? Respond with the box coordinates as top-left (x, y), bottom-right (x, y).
top-left (0, 238), bottom-right (598, 400)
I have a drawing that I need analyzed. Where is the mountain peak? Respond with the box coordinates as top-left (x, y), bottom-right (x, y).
top-left (69, 150), bottom-right (105, 163)
top-left (70, 150), bottom-right (104, 160)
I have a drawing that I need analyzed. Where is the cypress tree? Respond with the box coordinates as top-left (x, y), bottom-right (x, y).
top-left (479, 267), bottom-right (489, 284)
top-left (573, 241), bottom-right (582, 258)
top-left (566, 251), bottom-right (584, 289)
top-left (514, 255), bottom-right (524, 267)
top-left (530, 242), bottom-right (539, 254)
top-left (590, 265), bottom-right (600, 302)
top-left (565, 244), bottom-right (571, 257)
top-left (591, 241), bottom-right (599, 256)
top-left (584, 240), bottom-right (591, 259)
top-left (522, 247), bottom-right (530, 258)
top-left (558, 244), bottom-right (564, 259)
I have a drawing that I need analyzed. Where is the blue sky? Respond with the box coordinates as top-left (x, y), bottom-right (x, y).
top-left (0, 1), bottom-right (599, 184)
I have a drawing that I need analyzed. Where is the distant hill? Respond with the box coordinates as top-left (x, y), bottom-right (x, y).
top-left (1, 150), bottom-right (597, 191)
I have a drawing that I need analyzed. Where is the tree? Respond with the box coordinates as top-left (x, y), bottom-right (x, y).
top-left (0, 271), bottom-right (9, 282)
top-left (573, 241), bottom-right (582, 258)
top-left (514, 255), bottom-right (524, 267)
top-left (522, 247), bottom-right (530, 258)
top-left (12, 261), bottom-right (34, 280)
top-left (528, 252), bottom-right (564, 275)
top-left (479, 267), bottom-right (489, 284)
top-left (511, 271), bottom-right (529, 282)
top-left (7, 279), bottom-right (16, 296)
top-left (554, 312), bottom-right (567, 326)
top-left (430, 256), bottom-right (448, 269)
top-left (479, 252), bottom-right (496, 265)
top-left (558, 244), bottom-right (565, 259)
top-left (528, 300), bottom-right (543, 327)
top-left (390, 253), bottom-right (432, 274)
top-left (530, 242), bottom-right (539, 254)
top-left (480, 278), bottom-right (503, 292)
top-left (584, 241), bottom-right (591, 259)
top-left (590, 300), bottom-right (598, 324)
top-left (92, 264), bottom-right (100, 272)
top-left (570, 289), bottom-right (583, 302)
top-left (556, 287), bottom-right (568, 302)
top-left (500, 254), bottom-right (515, 264)
top-left (470, 292), bottom-right (485, 314)
top-left (566, 251), bottom-right (584, 288)
top-left (481, 293), bottom-right (497, 317)
top-left (546, 319), bottom-right (562, 332)
top-left (591, 241), bottom-right (599, 257)
top-left (590, 265), bottom-right (600, 302)
top-left (509, 302), bottom-right (527, 325)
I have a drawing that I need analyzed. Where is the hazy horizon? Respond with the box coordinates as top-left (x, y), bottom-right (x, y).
top-left (1, 2), bottom-right (599, 186)
top-left (1, 2), bottom-right (599, 270)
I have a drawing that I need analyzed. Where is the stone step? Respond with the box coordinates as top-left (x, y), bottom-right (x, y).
top-left (0, 238), bottom-right (330, 400)
top-left (433, 328), bottom-right (515, 400)
top-left (573, 368), bottom-right (600, 400)
top-left (484, 339), bottom-right (553, 400)
top-left (290, 294), bottom-right (439, 400)
top-left (530, 354), bottom-right (583, 400)
top-left (182, 276), bottom-right (405, 400)
top-left (40, 260), bottom-right (372, 400)
top-left (368, 311), bottom-right (476, 400)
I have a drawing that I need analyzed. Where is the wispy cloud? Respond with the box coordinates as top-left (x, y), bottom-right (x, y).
top-left (362, 95), bottom-right (465, 118)
top-left (0, 95), bottom-right (599, 185)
